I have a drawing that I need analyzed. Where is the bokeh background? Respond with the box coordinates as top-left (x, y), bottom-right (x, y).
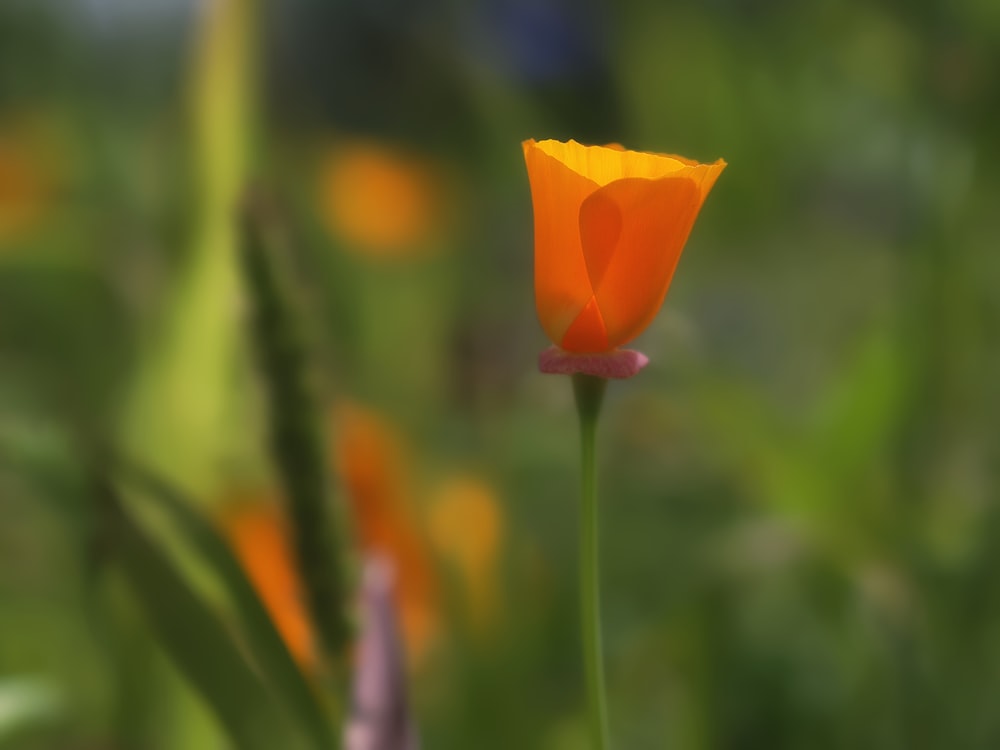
top-left (2, 0), bottom-right (1000, 748)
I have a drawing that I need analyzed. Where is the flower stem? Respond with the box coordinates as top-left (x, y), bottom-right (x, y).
top-left (240, 193), bottom-right (352, 685)
top-left (572, 373), bottom-right (610, 750)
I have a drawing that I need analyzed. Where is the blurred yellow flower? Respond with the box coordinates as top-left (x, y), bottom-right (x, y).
top-left (217, 497), bottom-right (316, 671)
top-left (428, 476), bottom-right (504, 633)
top-left (333, 403), bottom-right (438, 667)
top-left (318, 140), bottom-right (447, 259)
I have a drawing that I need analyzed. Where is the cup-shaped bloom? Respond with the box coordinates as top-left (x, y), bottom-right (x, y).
top-left (523, 139), bottom-right (725, 354)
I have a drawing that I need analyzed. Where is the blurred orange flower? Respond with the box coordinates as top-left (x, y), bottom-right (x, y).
top-left (218, 499), bottom-right (315, 670)
top-left (522, 139), bottom-right (725, 353)
top-left (428, 476), bottom-right (504, 633)
top-left (0, 132), bottom-right (50, 241)
top-left (318, 140), bottom-right (447, 259)
top-left (333, 403), bottom-right (438, 666)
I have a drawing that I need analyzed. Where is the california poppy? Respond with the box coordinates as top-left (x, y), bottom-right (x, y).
top-left (522, 139), bottom-right (725, 373)
top-left (218, 499), bottom-right (316, 670)
top-left (0, 124), bottom-right (56, 243)
top-left (318, 139), bottom-right (448, 259)
top-left (333, 403), bottom-right (438, 668)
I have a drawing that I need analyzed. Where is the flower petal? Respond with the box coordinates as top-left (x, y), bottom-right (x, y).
top-left (532, 139), bottom-right (694, 187)
top-left (523, 139), bottom-right (600, 345)
top-left (560, 296), bottom-right (609, 352)
top-left (582, 176), bottom-right (699, 349)
top-left (583, 157), bottom-right (726, 348)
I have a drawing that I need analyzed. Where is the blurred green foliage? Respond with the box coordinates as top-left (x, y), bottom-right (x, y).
top-left (1, 0), bottom-right (999, 748)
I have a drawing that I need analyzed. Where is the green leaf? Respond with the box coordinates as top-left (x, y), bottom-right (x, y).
top-left (102, 477), bottom-right (316, 750)
top-left (117, 463), bottom-right (340, 749)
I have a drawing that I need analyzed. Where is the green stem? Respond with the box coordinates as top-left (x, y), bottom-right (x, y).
top-left (240, 194), bottom-right (352, 686)
top-left (573, 373), bottom-right (610, 750)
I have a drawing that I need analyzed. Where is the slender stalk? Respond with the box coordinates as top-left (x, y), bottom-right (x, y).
top-left (572, 373), bottom-right (610, 750)
top-left (240, 194), bottom-right (351, 685)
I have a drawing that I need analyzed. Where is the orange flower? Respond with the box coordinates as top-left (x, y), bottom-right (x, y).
top-left (218, 499), bottom-right (316, 670)
top-left (318, 140), bottom-right (447, 259)
top-left (522, 139), bottom-right (725, 354)
top-left (333, 403), bottom-right (438, 667)
top-left (0, 132), bottom-right (50, 241)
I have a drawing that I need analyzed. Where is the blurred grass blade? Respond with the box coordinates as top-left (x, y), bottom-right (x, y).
top-left (102, 477), bottom-right (313, 750)
top-left (239, 192), bottom-right (351, 669)
top-left (813, 329), bottom-right (907, 483)
top-left (120, 0), bottom-right (254, 498)
top-left (118, 462), bottom-right (339, 749)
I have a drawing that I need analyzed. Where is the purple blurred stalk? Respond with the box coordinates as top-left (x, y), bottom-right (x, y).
top-left (345, 558), bottom-right (420, 750)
